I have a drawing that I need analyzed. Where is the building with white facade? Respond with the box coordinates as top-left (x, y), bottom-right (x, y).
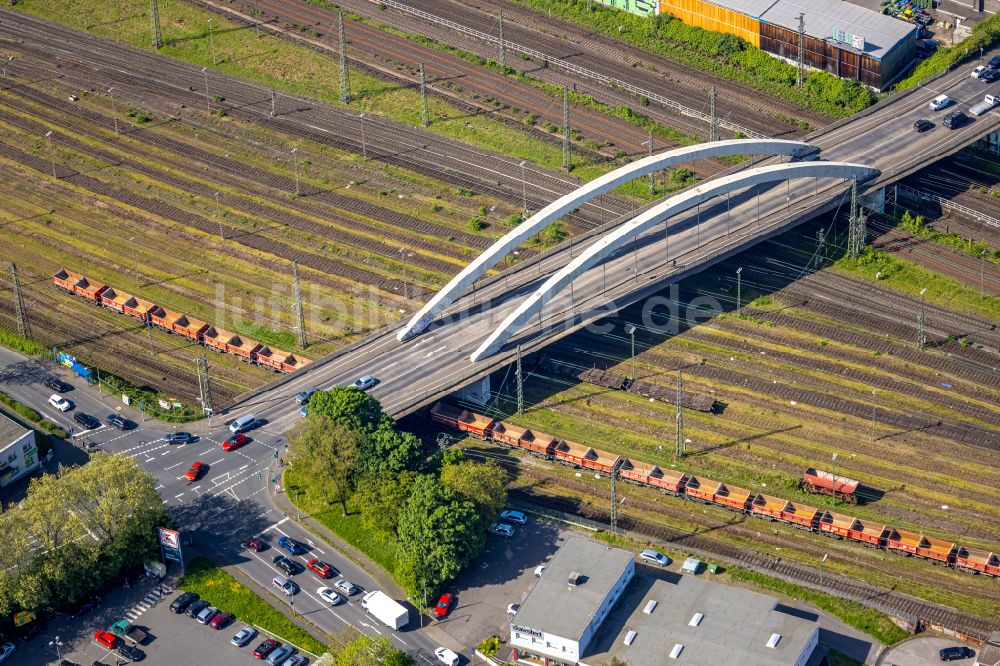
top-left (0, 413), bottom-right (39, 488)
top-left (510, 538), bottom-right (819, 666)
top-left (509, 537), bottom-right (634, 663)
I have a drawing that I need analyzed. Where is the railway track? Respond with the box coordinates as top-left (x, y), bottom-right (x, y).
top-left (336, 0), bottom-right (828, 137)
top-left (0, 9), bottom-right (631, 231)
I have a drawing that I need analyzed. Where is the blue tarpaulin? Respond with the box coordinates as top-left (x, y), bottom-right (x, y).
top-left (70, 362), bottom-right (91, 378)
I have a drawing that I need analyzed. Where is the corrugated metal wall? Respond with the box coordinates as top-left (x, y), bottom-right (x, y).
top-left (760, 22), bottom-right (883, 87)
top-left (660, 0), bottom-right (760, 47)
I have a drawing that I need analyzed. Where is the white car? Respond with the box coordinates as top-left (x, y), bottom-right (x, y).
top-left (352, 375), bottom-right (375, 391)
top-left (0, 642), bottom-right (14, 663)
top-left (972, 65), bottom-right (987, 78)
top-left (490, 523), bottom-right (514, 537)
top-left (639, 549), bottom-right (671, 567)
top-left (434, 647), bottom-right (460, 666)
top-left (534, 565), bottom-right (546, 577)
top-left (318, 586), bottom-right (344, 605)
top-left (231, 626), bottom-right (257, 647)
top-left (334, 579), bottom-right (358, 595)
top-left (929, 94), bottom-right (952, 111)
top-left (499, 510), bottom-right (527, 525)
top-left (506, 603), bottom-right (520, 616)
top-left (48, 394), bottom-right (72, 412)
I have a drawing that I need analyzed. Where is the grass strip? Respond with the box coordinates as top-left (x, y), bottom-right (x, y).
top-left (0, 329), bottom-right (49, 357)
top-left (178, 557), bottom-right (328, 656)
top-left (727, 567), bottom-right (910, 645)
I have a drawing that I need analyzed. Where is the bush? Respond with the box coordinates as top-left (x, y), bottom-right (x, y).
top-left (478, 636), bottom-right (502, 657)
top-left (0, 329), bottom-right (48, 357)
top-left (466, 217), bottom-right (485, 232)
top-left (897, 12), bottom-right (1000, 90)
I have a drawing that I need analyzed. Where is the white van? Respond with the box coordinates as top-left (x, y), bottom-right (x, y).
top-left (435, 647), bottom-right (460, 666)
top-left (272, 575), bottom-right (297, 596)
top-left (229, 413), bottom-right (256, 434)
top-left (928, 94), bottom-right (952, 111)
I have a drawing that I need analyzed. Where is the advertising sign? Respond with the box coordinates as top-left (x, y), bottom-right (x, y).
top-left (158, 527), bottom-right (180, 549)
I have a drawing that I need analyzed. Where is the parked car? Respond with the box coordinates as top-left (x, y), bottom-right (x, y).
top-left (74, 412), bottom-right (101, 430)
top-left (272, 555), bottom-right (301, 576)
top-left (94, 630), bottom-right (119, 649)
top-left (116, 644), bottom-right (144, 662)
top-left (334, 579), bottom-right (358, 596)
top-left (49, 394), bottom-right (72, 412)
top-left (277, 536), bottom-right (305, 555)
top-left (982, 67), bottom-right (1000, 82)
top-left (163, 432), bottom-right (193, 444)
top-left (534, 565), bottom-right (546, 577)
top-left (185, 461), bottom-right (206, 482)
top-left (231, 626), bottom-right (258, 647)
top-left (434, 593), bottom-right (453, 618)
top-left (489, 523), bottom-right (514, 537)
top-left (222, 432), bottom-right (249, 451)
top-left (307, 559), bottom-right (334, 578)
top-left (294, 389), bottom-right (315, 405)
top-left (939, 646), bottom-right (976, 661)
top-left (352, 375), bottom-right (375, 391)
top-left (435, 647), bottom-right (460, 666)
top-left (639, 549), bottom-right (671, 566)
top-left (243, 537), bottom-right (266, 552)
top-left (266, 645), bottom-right (295, 665)
top-left (185, 599), bottom-right (210, 618)
top-left (209, 611), bottom-right (234, 630)
top-left (45, 378), bottom-right (70, 392)
top-left (972, 65), bottom-right (987, 78)
top-left (169, 591), bottom-right (198, 613)
top-left (506, 603), bottom-right (519, 616)
top-left (282, 656), bottom-right (309, 666)
top-left (253, 638), bottom-right (279, 659)
top-left (106, 414), bottom-right (130, 430)
top-left (0, 643), bottom-right (14, 663)
top-left (929, 94), bottom-right (952, 111)
top-left (913, 119), bottom-right (934, 132)
top-left (318, 586), bottom-right (344, 606)
top-left (499, 510), bottom-right (528, 525)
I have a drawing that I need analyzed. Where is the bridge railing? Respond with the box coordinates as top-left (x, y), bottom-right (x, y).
top-left (896, 184), bottom-right (1000, 228)
top-left (368, 0), bottom-right (765, 139)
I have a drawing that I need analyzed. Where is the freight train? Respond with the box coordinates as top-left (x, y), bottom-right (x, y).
top-left (430, 402), bottom-right (1000, 578)
top-left (52, 268), bottom-right (310, 373)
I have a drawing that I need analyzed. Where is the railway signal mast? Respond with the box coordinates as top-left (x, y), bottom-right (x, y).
top-left (796, 13), bottom-right (805, 86)
top-left (709, 86), bottom-right (718, 142)
top-left (562, 85), bottom-right (571, 171)
top-left (150, 0), bottom-right (163, 50)
top-left (498, 12), bottom-right (506, 70)
top-left (197, 357), bottom-right (213, 420)
top-left (419, 63), bottom-right (429, 127)
top-left (917, 287), bottom-right (927, 349)
top-left (10, 263), bottom-right (31, 340)
top-left (675, 368), bottom-right (685, 459)
top-left (292, 260), bottom-right (307, 349)
top-left (516, 344), bottom-right (524, 416)
top-left (339, 13), bottom-right (350, 103)
top-left (847, 178), bottom-right (866, 260)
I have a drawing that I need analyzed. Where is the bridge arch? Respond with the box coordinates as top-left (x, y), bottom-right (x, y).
top-left (470, 161), bottom-right (879, 362)
top-left (398, 139), bottom-right (817, 341)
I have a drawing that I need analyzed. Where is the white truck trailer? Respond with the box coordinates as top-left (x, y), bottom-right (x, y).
top-left (361, 590), bottom-right (408, 630)
top-left (970, 93), bottom-right (998, 116)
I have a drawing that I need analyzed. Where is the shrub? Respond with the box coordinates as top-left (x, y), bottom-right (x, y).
top-left (466, 217), bottom-right (485, 232)
top-left (478, 636), bottom-right (502, 657)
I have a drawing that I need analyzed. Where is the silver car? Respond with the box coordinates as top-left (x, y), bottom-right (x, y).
top-left (282, 655), bottom-right (309, 666)
top-left (334, 579), bottom-right (358, 595)
top-left (196, 605), bottom-right (218, 624)
top-left (352, 375), bottom-right (375, 391)
top-left (266, 644), bottom-right (295, 665)
top-left (231, 626), bottom-right (257, 647)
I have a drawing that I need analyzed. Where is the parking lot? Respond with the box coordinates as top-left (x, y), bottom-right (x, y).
top-left (7, 575), bottom-right (318, 666)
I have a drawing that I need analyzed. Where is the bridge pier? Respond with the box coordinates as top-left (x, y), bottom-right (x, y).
top-left (863, 187), bottom-right (886, 215)
top-left (453, 375), bottom-right (491, 406)
top-left (979, 129), bottom-right (1000, 155)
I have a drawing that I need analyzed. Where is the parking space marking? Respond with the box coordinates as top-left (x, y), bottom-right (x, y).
top-left (164, 461), bottom-right (184, 471)
top-left (209, 457), bottom-right (225, 465)
top-left (174, 493), bottom-right (184, 500)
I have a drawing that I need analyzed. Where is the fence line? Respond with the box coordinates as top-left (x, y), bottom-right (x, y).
top-left (896, 184), bottom-right (1000, 228)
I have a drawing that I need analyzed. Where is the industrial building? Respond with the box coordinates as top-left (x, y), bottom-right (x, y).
top-left (508, 537), bottom-right (818, 666)
top-left (0, 413), bottom-right (39, 488)
top-left (659, 0), bottom-right (916, 89)
top-left (976, 632), bottom-right (1000, 666)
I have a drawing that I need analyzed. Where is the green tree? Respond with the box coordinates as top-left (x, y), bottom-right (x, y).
top-left (440, 459), bottom-right (508, 531)
top-left (397, 476), bottom-right (484, 594)
top-left (333, 634), bottom-right (413, 666)
top-left (308, 387), bottom-right (389, 434)
top-left (357, 426), bottom-right (423, 478)
top-left (288, 414), bottom-right (360, 516)
top-left (354, 470), bottom-right (416, 537)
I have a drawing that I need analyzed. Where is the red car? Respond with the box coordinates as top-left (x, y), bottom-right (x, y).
top-left (209, 611), bottom-right (234, 629)
top-left (184, 461), bottom-right (205, 482)
top-left (434, 593), bottom-right (454, 618)
top-left (94, 630), bottom-right (119, 648)
top-left (253, 638), bottom-right (278, 659)
top-left (307, 559), bottom-right (334, 579)
top-left (242, 537), bottom-right (265, 552)
top-left (222, 432), bottom-right (249, 451)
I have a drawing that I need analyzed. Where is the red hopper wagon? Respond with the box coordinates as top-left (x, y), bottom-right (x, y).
top-left (802, 468), bottom-right (860, 503)
top-left (751, 494), bottom-right (820, 529)
top-left (429, 402), bottom-right (494, 438)
top-left (491, 422), bottom-right (558, 457)
top-left (955, 547), bottom-right (1000, 577)
top-left (53, 268), bottom-right (109, 303)
top-left (619, 458), bottom-right (688, 495)
top-left (255, 346), bottom-right (310, 373)
top-left (818, 511), bottom-right (888, 547)
top-left (684, 476), bottom-right (753, 512)
top-left (551, 439), bottom-right (620, 474)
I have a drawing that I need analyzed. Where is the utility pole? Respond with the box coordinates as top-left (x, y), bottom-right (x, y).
top-left (709, 86), bottom-right (718, 142)
top-left (516, 344), bottom-right (523, 416)
top-left (796, 13), bottom-right (805, 86)
top-left (291, 147), bottom-right (300, 195)
top-left (870, 388), bottom-right (877, 443)
top-left (202, 67), bottom-right (210, 114)
top-left (338, 12), bottom-right (350, 103)
top-left (292, 261), bottom-right (307, 349)
top-left (214, 191), bottom-right (224, 239)
top-left (562, 85), bottom-right (571, 171)
top-left (917, 287), bottom-right (927, 349)
top-left (981, 249), bottom-right (986, 301)
top-left (419, 63), bottom-right (429, 127)
top-left (197, 357), bottom-right (213, 417)
top-left (625, 324), bottom-right (637, 382)
top-left (610, 458), bottom-right (623, 532)
top-left (736, 267), bottom-right (742, 311)
top-left (108, 87), bottom-right (119, 136)
top-left (848, 178), bottom-right (866, 260)
top-left (815, 227), bottom-right (826, 268)
top-left (207, 18), bottom-right (216, 65)
top-left (150, 0), bottom-right (163, 49)
top-left (643, 129), bottom-right (654, 196)
top-left (675, 368), bottom-right (684, 459)
top-left (270, 89), bottom-right (276, 117)
top-left (44, 130), bottom-right (56, 178)
top-left (10, 263), bottom-right (31, 340)
top-left (499, 12), bottom-right (506, 70)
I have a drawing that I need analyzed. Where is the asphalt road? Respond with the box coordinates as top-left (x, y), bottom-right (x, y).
top-left (0, 346), bottom-right (451, 665)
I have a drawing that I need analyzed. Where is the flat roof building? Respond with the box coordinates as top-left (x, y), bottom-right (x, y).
top-left (510, 538), bottom-right (818, 666)
top-left (976, 632), bottom-right (1000, 666)
top-left (0, 413), bottom-right (40, 488)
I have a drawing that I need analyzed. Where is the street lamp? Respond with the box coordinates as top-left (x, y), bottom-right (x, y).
top-left (214, 191), bottom-right (223, 239)
top-left (641, 132), bottom-right (653, 196)
top-left (108, 87), bottom-right (119, 136)
top-left (202, 67), bottom-right (210, 114)
top-left (358, 113), bottom-right (367, 159)
top-left (625, 324), bottom-right (637, 382)
top-left (917, 287), bottom-right (927, 349)
top-left (519, 160), bottom-right (528, 217)
top-left (290, 147), bottom-right (299, 195)
top-left (44, 130), bottom-right (56, 177)
top-left (736, 267), bottom-right (743, 311)
top-left (49, 636), bottom-right (63, 660)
